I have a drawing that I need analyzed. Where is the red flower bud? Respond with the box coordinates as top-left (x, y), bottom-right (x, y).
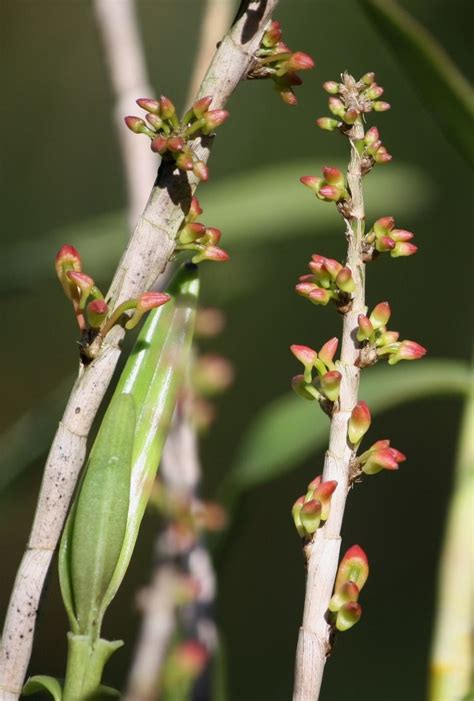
top-left (319, 337), bottom-right (339, 370)
top-left (319, 371), bottom-right (342, 402)
top-left (315, 117), bottom-right (340, 131)
top-left (295, 282), bottom-right (318, 298)
top-left (335, 545), bottom-right (369, 593)
top-left (373, 101), bottom-right (391, 112)
top-left (336, 601), bottom-right (362, 631)
top-left (311, 479), bottom-right (338, 520)
top-left (202, 109), bottom-right (230, 135)
top-left (375, 235), bottom-right (396, 252)
top-left (287, 51), bottom-right (315, 72)
top-left (374, 146), bottom-right (392, 164)
top-left (300, 175), bottom-right (322, 192)
top-left (364, 126), bottom-right (380, 145)
top-left (193, 161), bottom-right (209, 181)
top-left (55, 244), bottom-right (82, 300)
top-left (357, 314), bottom-right (374, 342)
top-left (290, 344), bottom-right (318, 383)
top-left (86, 299), bottom-right (109, 328)
top-left (323, 81), bottom-right (340, 95)
top-left (300, 499), bottom-right (322, 534)
top-left (151, 135), bottom-right (169, 154)
top-left (328, 97), bottom-right (346, 119)
top-left (160, 95), bottom-right (177, 121)
top-left (192, 95), bottom-right (213, 118)
top-left (318, 184), bottom-right (342, 201)
top-left (391, 242), bottom-right (418, 257)
top-left (388, 340), bottom-right (427, 365)
top-left (145, 113), bottom-right (163, 130)
top-left (322, 166), bottom-right (345, 186)
top-left (370, 301), bottom-right (391, 328)
top-left (167, 136), bottom-right (186, 153)
top-left (136, 98), bottom-right (161, 114)
top-left (335, 266), bottom-right (355, 293)
top-left (176, 151), bottom-right (195, 171)
top-left (348, 401), bottom-right (371, 444)
top-left (192, 246), bottom-right (229, 264)
top-left (309, 288), bottom-right (331, 305)
top-left (125, 292), bottom-right (171, 330)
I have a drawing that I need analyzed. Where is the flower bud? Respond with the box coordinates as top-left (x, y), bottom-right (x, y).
top-left (377, 330), bottom-right (399, 347)
top-left (145, 113), bottom-right (163, 131)
top-left (290, 344), bottom-right (318, 383)
top-left (373, 101), bottom-right (391, 111)
top-left (295, 281), bottom-right (318, 298)
top-left (335, 266), bottom-right (355, 293)
top-left (192, 245), bottom-right (229, 264)
top-left (364, 126), bottom-right (380, 145)
top-left (373, 216), bottom-right (395, 236)
top-left (311, 479), bottom-right (338, 520)
top-left (176, 151), bottom-right (195, 171)
top-left (192, 95), bottom-right (213, 118)
top-left (328, 97), bottom-right (346, 119)
top-left (125, 292), bottom-right (171, 330)
top-left (160, 95), bottom-right (177, 121)
top-left (319, 371), bottom-right (342, 402)
top-left (318, 184), bottom-right (342, 201)
top-left (124, 116), bottom-right (154, 138)
top-left (335, 544), bottom-right (369, 593)
top-left (357, 314), bottom-right (374, 342)
top-left (391, 242), bottom-right (418, 257)
top-left (390, 228), bottom-right (414, 242)
top-left (329, 580), bottom-right (359, 613)
top-left (336, 601), bottom-right (362, 631)
top-left (316, 117), bottom-right (340, 131)
top-left (200, 227), bottom-right (222, 246)
top-left (309, 288), bottom-right (331, 305)
top-left (202, 109), bottom-right (230, 135)
top-left (287, 52), bottom-right (315, 72)
top-left (388, 340), bottom-right (427, 365)
top-left (361, 71), bottom-right (375, 85)
top-left (55, 244), bottom-right (82, 300)
top-left (151, 135), bottom-right (169, 154)
top-left (86, 299), bottom-right (109, 328)
top-left (344, 108), bottom-right (360, 125)
top-left (322, 166), bottom-right (345, 187)
top-left (365, 84), bottom-right (384, 100)
top-left (362, 446), bottom-right (405, 474)
top-left (300, 499), bottom-right (322, 534)
top-left (322, 257), bottom-right (343, 281)
top-left (136, 98), bottom-right (161, 114)
top-left (187, 196), bottom-right (203, 222)
top-left (67, 271), bottom-right (96, 309)
top-left (193, 161), bottom-right (209, 181)
top-left (178, 222), bottom-right (207, 245)
top-left (292, 496), bottom-right (306, 537)
top-left (262, 20), bottom-right (282, 48)
top-left (374, 146), bottom-right (392, 164)
top-left (323, 81), bottom-right (340, 94)
top-left (300, 175), bottom-right (322, 192)
top-left (348, 401), bottom-right (371, 444)
top-left (292, 375), bottom-right (319, 401)
top-left (370, 301), bottom-right (391, 328)
top-left (375, 235), bottom-right (396, 252)
top-left (319, 337), bottom-right (339, 370)
top-left (167, 136), bottom-right (186, 153)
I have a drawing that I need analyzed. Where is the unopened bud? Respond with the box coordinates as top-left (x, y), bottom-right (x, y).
top-left (319, 337), bottom-right (339, 370)
top-left (136, 98), bottom-right (161, 114)
top-left (357, 314), bottom-right (374, 342)
top-left (373, 101), bottom-right (391, 112)
top-left (125, 292), bottom-right (171, 330)
top-left (388, 340), bottom-right (427, 365)
top-left (348, 401), bottom-right (371, 444)
top-left (192, 95), bottom-right (213, 118)
top-left (328, 97), bottom-right (346, 119)
top-left (300, 499), bottom-right (322, 534)
top-left (292, 375), bottom-right (319, 401)
top-left (202, 109), bottom-right (230, 135)
top-left (370, 301), bottom-right (391, 328)
top-left (336, 601), bottom-right (362, 631)
top-left (316, 117), bottom-right (340, 131)
top-left (335, 544), bottom-right (369, 593)
top-left (309, 287), bottom-right (332, 305)
top-left (329, 580), bottom-right (359, 613)
top-left (391, 242), bottom-right (418, 257)
top-left (323, 81), bottom-right (340, 95)
top-left (192, 245), bottom-right (229, 264)
top-left (322, 166), bottom-right (345, 187)
top-left (292, 496), bottom-right (306, 537)
top-left (55, 244), bottom-right (82, 300)
top-left (86, 299), bottom-right (109, 328)
top-left (335, 266), bottom-right (355, 293)
top-left (193, 161), bottom-right (209, 181)
top-left (319, 371), bottom-right (342, 402)
top-left (290, 344), bottom-right (317, 383)
top-left (300, 175), bottom-right (322, 192)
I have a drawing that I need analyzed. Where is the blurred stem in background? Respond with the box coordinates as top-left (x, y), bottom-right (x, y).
top-left (430, 377), bottom-right (473, 701)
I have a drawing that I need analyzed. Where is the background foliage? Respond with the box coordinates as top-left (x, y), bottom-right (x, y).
top-left (0, 1), bottom-right (472, 699)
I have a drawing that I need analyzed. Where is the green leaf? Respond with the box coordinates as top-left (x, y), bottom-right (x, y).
top-left (225, 360), bottom-right (471, 495)
top-left (23, 675), bottom-right (63, 700)
top-left (0, 160), bottom-right (432, 294)
top-left (60, 393), bottom-right (136, 637)
top-left (358, 0), bottom-right (474, 164)
top-left (101, 263), bottom-right (199, 613)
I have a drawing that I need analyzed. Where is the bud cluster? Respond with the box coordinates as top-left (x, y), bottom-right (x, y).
top-left (252, 20), bottom-right (314, 105)
top-left (316, 72), bottom-right (390, 128)
top-left (290, 337), bottom-right (341, 404)
top-left (300, 166), bottom-right (348, 203)
top-left (295, 253), bottom-right (355, 309)
top-left (125, 95), bottom-right (230, 181)
top-left (364, 215), bottom-right (418, 259)
top-left (175, 196), bottom-right (229, 264)
top-left (328, 545), bottom-right (369, 631)
top-left (292, 475), bottom-right (338, 539)
top-left (357, 302), bottom-right (427, 366)
top-left (55, 244), bottom-right (170, 336)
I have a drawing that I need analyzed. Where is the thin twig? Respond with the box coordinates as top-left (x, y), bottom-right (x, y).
top-left (292, 92), bottom-right (367, 700)
top-left (0, 3), bottom-right (279, 696)
top-left (429, 384), bottom-right (473, 701)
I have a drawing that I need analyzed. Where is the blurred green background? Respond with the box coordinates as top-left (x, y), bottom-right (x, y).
top-left (0, 1), bottom-right (472, 699)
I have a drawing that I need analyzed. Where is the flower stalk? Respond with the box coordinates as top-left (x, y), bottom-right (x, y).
top-left (291, 72), bottom-right (425, 701)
